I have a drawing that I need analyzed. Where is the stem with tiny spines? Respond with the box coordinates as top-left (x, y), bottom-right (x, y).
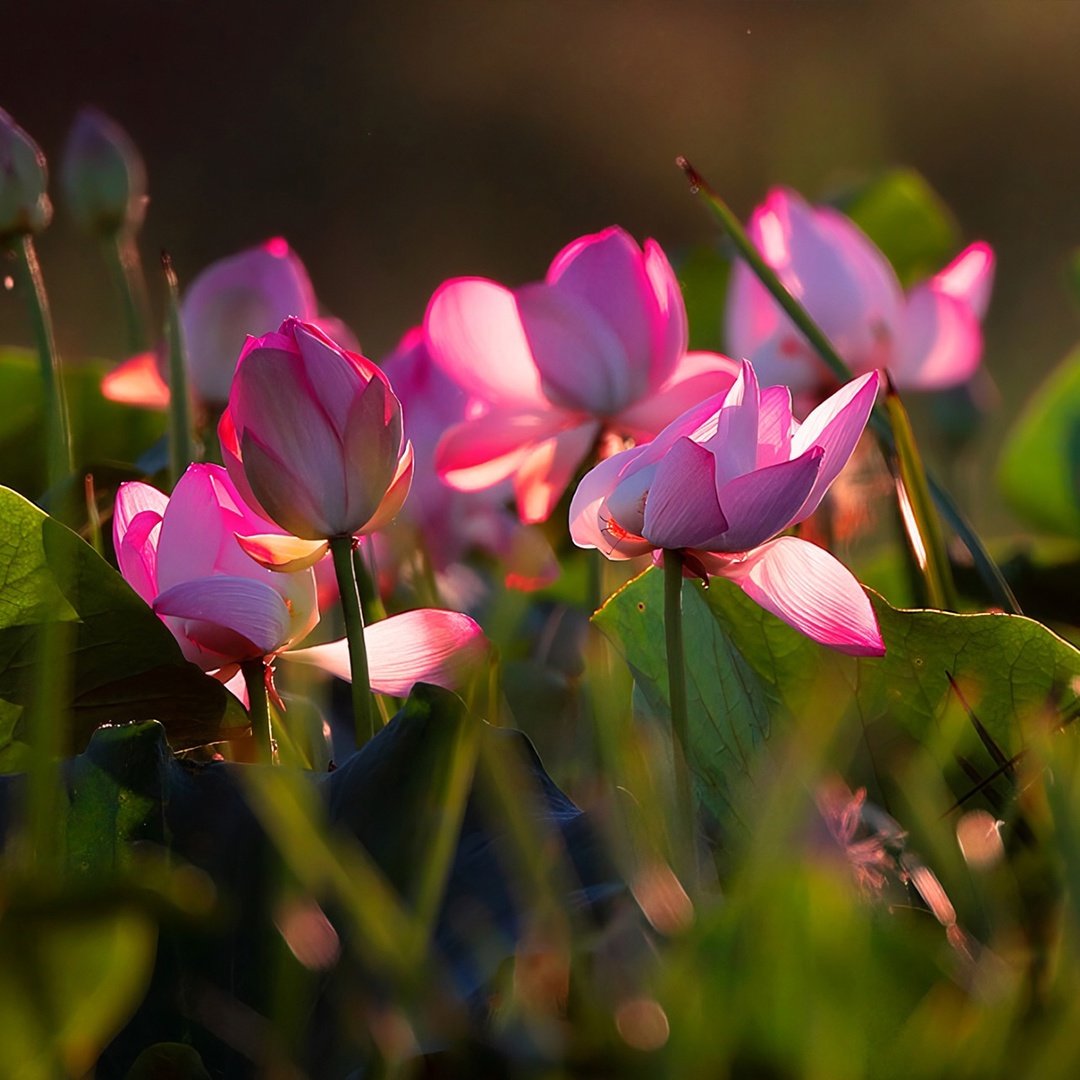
top-left (332, 535), bottom-right (375, 747)
top-left (663, 549), bottom-right (697, 883)
top-left (241, 658), bottom-right (274, 764)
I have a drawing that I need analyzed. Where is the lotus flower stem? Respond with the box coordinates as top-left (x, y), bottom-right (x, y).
top-left (676, 157), bottom-right (1020, 616)
top-left (663, 549), bottom-right (696, 878)
top-left (162, 252), bottom-right (196, 488)
top-left (104, 230), bottom-right (151, 354)
top-left (352, 542), bottom-right (387, 624)
top-left (241, 658), bottom-right (273, 764)
top-left (8, 233), bottom-right (72, 496)
top-left (331, 534), bottom-right (375, 747)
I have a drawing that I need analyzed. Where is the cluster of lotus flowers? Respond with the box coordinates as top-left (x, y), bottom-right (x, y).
top-left (98, 171), bottom-right (993, 697)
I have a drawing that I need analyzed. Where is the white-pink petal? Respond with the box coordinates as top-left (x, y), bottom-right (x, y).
top-left (425, 278), bottom-right (549, 410)
top-left (717, 536), bottom-right (885, 657)
top-left (287, 609), bottom-right (489, 696)
top-left (932, 241), bottom-right (994, 319)
top-left (893, 286), bottom-right (982, 390)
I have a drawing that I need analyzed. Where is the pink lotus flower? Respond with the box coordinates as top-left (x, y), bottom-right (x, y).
top-left (726, 188), bottom-right (994, 397)
top-left (114, 463), bottom-right (487, 695)
top-left (114, 463), bottom-right (320, 674)
top-left (570, 361), bottom-right (885, 656)
top-left (425, 226), bottom-right (741, 524)
top-left (219, 317), bottom-right (413, 547)
top-left (380, 327), bottom-right (518, 566)
top-left (102, 239), bottom-right (358, 410)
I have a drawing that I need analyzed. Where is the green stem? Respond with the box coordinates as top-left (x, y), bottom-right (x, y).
top-left (352, 541), bottom-right (387, 624)
top-left (331, 535), bottom-right (375, 747)
top-left (676, 158), bottom-right (1020, 615)
top-left (162, 252), bottom-right (195, 489)
top-left (7, 233), bottom-right (72, 496)
top-left (103, 230), bottom-right (151, 355)
top-left (663, 549), bottom-right (696, 881)
top-left (883, 377), bottom-right (957, 609)
top-left (241, 658), bottom-right (273, 763)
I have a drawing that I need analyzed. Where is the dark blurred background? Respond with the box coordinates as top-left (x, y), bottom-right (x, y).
top-left (4, 0), bottom-right (1080, 531)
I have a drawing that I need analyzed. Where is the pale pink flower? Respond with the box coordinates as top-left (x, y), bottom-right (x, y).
top-left (114, 464), bottom-right (486, 696)
top-left (569, 360), bottom-right (884, 655)
top-left (726, 188), bottom-right (994, 397)
top-left (102, 239), bottom-right (358, 410)
top-left (426, 226), bottom-right (741, 524)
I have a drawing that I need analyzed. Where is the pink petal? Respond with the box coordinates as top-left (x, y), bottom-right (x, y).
top-left (718, 536), bottom-right (885, 656)
top-left (181, 241), bottom-right (318, 407)
top-left (101, 352), bottom-right (170, 410)
top-left (513, 421), bottom-right (600, 524)
top-left (424, 278), bottom-right (548, 409)
top-left (516, 281), bottom-right (637, 415)
top-left (153, 575), bottom-right (294, 660)
top-left (702, 360), bottom-right (761, 486)
top-left (754, 384), bottom-right (796, 469)
top-left (789, 370), bottom-right (879, 518)
top-left (932, 241), bottom-right (994, 320)
top-left (727, 188), bottom-right (904, 382)
top-left (568, 446), bottom-right (653, 559)
top-left (544, 227), bottom-right (658, 386)
top-left (115, 509), bottom-right (162, 606)
top-left (287, 609), bottom-right (489, 696)
top-left (615, 350), bottom-right (739, 440)
top-left (114, 480), bottom-right (168, 544)
top-left (894, 287), bottom-right (982, 390)
top-left (713, 446), bottom-right (823, 552)
top-left (361, 439), bottom-right (414, 534)
top-left (292, 321), bottom-right (372, 439)
top-left (642, 437), bottom-right (728, 550)
top-left (240, 429), bottom-right (339, 540)
top-left (436, 408), bottom-right (576, 493)
top-left (643, 239), bottom-right (689, 387)
top-left (155, 466), bottom-right (230, 589)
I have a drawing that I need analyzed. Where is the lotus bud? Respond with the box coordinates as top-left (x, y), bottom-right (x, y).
top-left (0, 107), bottom-right (51, 238)
top-left (60, 106), bottom-right (147, 237)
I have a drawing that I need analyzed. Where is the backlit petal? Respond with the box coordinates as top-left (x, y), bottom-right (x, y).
top-left (717, 536), bottom-right (884, 656)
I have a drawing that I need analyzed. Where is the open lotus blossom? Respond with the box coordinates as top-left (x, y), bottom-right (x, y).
top-left (379, 327), bottom-right (558, 592)
top-left (569, 361), bottom-right (885, 656)
top-left (218, 316), bottom-right (413, 564)
top-left (114, 464), bottom-right (487, 695)
top-left (426, 226), bottom-right (741, 523)
top-left (102, 238), bottom-right (358, 410)
top-left (726, 187), bottom-right (994, 398)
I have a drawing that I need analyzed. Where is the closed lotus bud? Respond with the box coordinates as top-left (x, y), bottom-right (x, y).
top-left (0, 107), bottom-right (51, 237)
top-left (61, 106), bottom-right (147, 237)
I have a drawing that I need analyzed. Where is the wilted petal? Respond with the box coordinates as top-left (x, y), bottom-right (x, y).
top-left (101, 351), bottom-right (170, 409)
top-left (894, 287), bottom-right (982, 390)
top-left (235, 533), bottom-right (329, 573)
top-left (713, 447), bottom-right (823, 552)
top-left (153, 575), bottom-right (294, 660)
top-left (425, 278), bottom-right (548, 409)
top-left (789, 370), bottom-right (879, 518)
top-left (643, 437), bottom-right (729, 550)
top-left (287, 609), bottom-right (489, 696)
top-left (718, 536), bottom-right (885, 656)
